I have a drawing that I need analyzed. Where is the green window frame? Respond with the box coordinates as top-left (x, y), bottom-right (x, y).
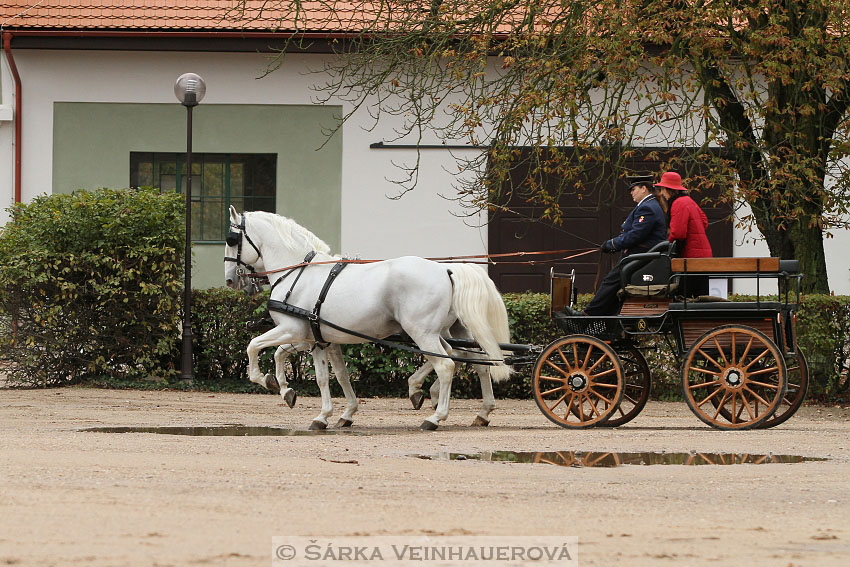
top-left (130, 152), bottom-right (276, 242)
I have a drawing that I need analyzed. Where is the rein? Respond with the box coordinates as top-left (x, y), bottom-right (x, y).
top-left (246, 248), bottom-right (600, 279)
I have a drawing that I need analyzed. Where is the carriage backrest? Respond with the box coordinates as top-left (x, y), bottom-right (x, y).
top-left (550, 267), bottom-right (576, 316)
top-left (619, 241), bottom-right (677, 297)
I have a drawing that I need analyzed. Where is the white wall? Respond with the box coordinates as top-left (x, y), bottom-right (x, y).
top-left (0, 48), bottom-right (487, 259)
top-left (733, 203), bottom-right (850, 294)
top-left (2, 46), bottom-right (850, 292)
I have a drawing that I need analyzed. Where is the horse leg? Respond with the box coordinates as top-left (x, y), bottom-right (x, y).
top-left (428, 377), bottom-right (441, 410)
top-left (426, 337), bottom-right (457, 411)
top-left (407, 361), bottom-right (434, 410)
top-left (471, 363), bottom-right (495, 426)
top-left (247, 326), bottom-right (297, 389)
top-left (427, 359), bottom-right (493, 425)
top-left (326, 345), bottom-right (358, 427)
top-left (417, 340), bottom-right (455, 430)
top-left (309, 347), bottom-right (333, 430)
top-left (273, 344), bottom-right (302, 408)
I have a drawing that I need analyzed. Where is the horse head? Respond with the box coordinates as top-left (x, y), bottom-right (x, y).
top-left (224, 205), bottom-right (264, 291)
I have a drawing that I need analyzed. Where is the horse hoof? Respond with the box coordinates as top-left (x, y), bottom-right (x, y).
top-left (282, 388), bottom-right (297, 408)
top-left (420, 420), bottom-right (439, 431)
top-left (336, 418), bottom-right (353, 428)
top-left (309, 420), bottom-right (327, 431)
top-left (410, 392), bottom-right (425, 410)
top-left (471, 416), bottom-right (490, 427)
top-left (264, 374), bottom-right (281, 395)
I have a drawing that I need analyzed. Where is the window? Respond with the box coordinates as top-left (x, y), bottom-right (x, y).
top-left (130, 152), bottom-right (276, 242)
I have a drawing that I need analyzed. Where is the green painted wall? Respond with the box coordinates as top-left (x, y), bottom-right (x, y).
top-left (52, 102), bottom-right (342, 288)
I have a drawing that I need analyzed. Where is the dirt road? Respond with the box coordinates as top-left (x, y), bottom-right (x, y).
top-left (1, 388), bottom-right (848, 566)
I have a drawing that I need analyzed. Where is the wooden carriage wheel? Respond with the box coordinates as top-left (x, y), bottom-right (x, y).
top-left (714, 351), bottom-right (809, 429)
top-left (682, 325), bottom-right (787, 430)
top-left (756, 351), bottom-right (809, 428)
top-left (533, 335), bottom-right (624, 428)
top-left (598, 347), bottom-right (651, 428)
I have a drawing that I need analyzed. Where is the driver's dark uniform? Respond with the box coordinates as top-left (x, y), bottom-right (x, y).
top-left (584, 195), bottom-right (667, 315)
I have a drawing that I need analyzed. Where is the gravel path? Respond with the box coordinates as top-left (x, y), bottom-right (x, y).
top-left (1, 388), bottom-right (848, 566)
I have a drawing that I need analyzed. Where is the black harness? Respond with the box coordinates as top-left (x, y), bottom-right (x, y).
top-left (224, 213), bottom-right (262, 291)
top-left (225, 213), bottom-right (349, 348)
top-left (268, 251), bottom-right (349, 347)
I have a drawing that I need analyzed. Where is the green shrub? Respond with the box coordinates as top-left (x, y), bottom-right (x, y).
top-left (795, 295), bottom-right (850, 400)
top-left (191, 287), bottom-right (269, 389)
top-left (0, 188), bottom-right (183, 386)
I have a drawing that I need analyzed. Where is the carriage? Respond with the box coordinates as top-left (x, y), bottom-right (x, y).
top-left (523, 243), bottom-right (807, 430)
top-left (227, 209), bottom-right (807, 431)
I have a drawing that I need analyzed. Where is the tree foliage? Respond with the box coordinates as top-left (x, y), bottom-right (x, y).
top-left (229, 0), bottom-right (850, 292)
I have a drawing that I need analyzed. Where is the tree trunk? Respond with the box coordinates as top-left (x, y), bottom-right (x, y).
top-left (788, 218), bottom-right (830, 294)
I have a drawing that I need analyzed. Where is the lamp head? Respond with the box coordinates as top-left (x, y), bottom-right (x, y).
top-left (174, 73), bottom-right (206, 107)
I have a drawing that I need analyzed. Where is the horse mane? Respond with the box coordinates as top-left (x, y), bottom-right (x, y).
top-left (248, 211), bottom-right (331, 255)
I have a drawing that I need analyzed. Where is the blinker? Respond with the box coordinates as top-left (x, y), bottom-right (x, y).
top-left (226, 232), bottom-right (240, 247)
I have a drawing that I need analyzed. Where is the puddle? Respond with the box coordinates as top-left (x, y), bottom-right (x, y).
top-left (80, 425), bottom-right (368, 436)
top-left (415, 451), bottom-right (826, 467)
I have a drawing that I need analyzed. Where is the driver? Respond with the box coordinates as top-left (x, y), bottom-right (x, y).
top-left (565, 176), bottom-right (667, 316)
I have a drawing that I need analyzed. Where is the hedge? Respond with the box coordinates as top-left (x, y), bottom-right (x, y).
top-left (183, 290), bottom-right (849, 401)
top-left (0, 188), bottom-right (183, 387)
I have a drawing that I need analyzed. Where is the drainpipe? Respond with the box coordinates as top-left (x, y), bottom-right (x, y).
top-left (2, 31), bottom-right (21, 203)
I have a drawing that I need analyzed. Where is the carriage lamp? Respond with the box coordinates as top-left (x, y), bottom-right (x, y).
top-left (174, 73), bottom-right (206, 382)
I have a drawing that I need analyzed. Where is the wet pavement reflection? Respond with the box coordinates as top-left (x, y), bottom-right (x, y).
top-left (81, 425), bottom-right (368, 436)
top-left (416, 451), bottom-right (827, 467)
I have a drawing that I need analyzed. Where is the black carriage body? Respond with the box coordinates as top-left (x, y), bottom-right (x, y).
top-left (540, 254), bottom-right (806, 430)
top-left (553, 255), bottom-right (802, 357)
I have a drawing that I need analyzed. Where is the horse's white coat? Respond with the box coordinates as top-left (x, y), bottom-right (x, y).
top-left (224, 207), bottom-right (511, 428)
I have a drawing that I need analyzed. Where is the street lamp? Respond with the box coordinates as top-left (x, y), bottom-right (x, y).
top-left (174, 73), bottom-right (206, 382)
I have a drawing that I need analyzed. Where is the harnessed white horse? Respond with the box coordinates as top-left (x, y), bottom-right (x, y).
top-left (223, 207), bottom-right (512, 430)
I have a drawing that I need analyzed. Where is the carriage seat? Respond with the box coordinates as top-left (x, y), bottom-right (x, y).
top-left (779, 260), bottom-right (800, 274)
top-left (619, 241), bottom-right (677, 298)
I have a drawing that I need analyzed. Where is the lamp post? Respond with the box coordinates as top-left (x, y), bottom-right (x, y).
top-left (174, 73), bottom-right (206, 382)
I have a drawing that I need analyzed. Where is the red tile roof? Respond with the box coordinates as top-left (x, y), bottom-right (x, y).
top-left (0, 1), bottom-right (375, 32)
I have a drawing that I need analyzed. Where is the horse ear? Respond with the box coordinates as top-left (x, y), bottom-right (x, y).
top-left (229, 205), bottom-right (239, 224)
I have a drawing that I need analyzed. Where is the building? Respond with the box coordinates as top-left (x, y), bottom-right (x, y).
top-left (2, 2), bottom-right (849, 293)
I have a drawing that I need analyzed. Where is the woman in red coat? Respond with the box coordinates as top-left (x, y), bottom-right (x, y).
top-left (654, 171), bottom-right (713, 297)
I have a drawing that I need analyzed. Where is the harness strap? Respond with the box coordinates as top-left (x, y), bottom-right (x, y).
top-left (277, 251), bottom-right (317, 300)
top-left (265, 299), bottom-right (505, 364)
top-left (311, 261), bottom-right (349, 346)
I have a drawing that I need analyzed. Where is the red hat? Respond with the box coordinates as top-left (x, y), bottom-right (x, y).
top-left (654, 171), bottom-right (686, 191)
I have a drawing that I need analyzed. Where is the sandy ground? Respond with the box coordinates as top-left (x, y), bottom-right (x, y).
top-left (0, 387), bottom-right (848, 567)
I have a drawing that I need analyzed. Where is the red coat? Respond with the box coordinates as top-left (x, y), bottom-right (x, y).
top-left (668, 195), bottom-right (713, 258)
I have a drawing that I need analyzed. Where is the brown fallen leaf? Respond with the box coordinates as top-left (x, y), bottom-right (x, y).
top-left (319, 457), bottom-right (359, 465)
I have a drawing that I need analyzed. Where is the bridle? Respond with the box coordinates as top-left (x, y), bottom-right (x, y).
top-left (224, 213), bottom-right (263, 293)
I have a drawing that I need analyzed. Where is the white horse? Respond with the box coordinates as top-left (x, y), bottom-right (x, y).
top-left (225, 225), bottom-right (500, 426)
top-left (224, 207), bottom-right (512, 430)
top-left (232, 236), bottom-right (506, 427)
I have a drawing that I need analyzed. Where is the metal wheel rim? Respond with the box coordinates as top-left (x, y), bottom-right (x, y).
top-left (532, 335), bottom-right (625, 429)
top-left (598, 346), bottom-right (651, 427)
top-left (714, 351), bottom-right (808, 428)
top-left (757, 351), bottom-right (809, 429)
top-left (681, 325), bottom-right (787, 430)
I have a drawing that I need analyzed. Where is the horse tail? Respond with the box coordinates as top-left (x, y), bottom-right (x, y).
top-left (448, 264), bottom-right (513, 382)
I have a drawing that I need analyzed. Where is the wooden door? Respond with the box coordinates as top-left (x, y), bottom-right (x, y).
top-left (488, 148), bottom-right (733, 294)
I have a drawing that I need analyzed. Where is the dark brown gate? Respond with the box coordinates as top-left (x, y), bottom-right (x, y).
top-left (488, 148), bottom-right (733, 293)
